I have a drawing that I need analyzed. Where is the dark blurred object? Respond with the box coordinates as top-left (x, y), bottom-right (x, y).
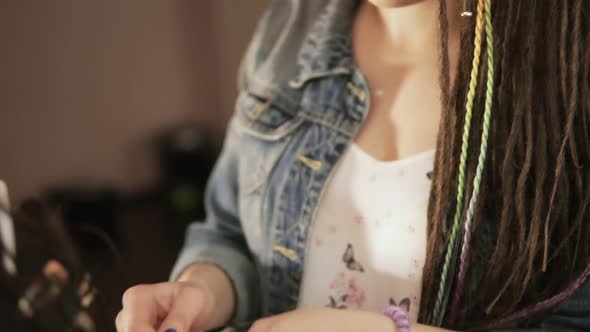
top-left (44, 187), bottom-right (119, 245)
top-left (158, 124), bottom-right (217, 227)
top-left (40, 187), bottom-right (125, 306)
top-left (1, 199), bottom-right (113, 332)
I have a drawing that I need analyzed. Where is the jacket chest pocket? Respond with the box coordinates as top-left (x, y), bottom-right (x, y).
top-left (234, 91), bottom-right (304, 253)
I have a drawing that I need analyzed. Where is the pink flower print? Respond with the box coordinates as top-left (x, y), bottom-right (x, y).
top-left (354, 215), bottom-right (364, 225)
top-left (327, 272), bottom-right (366, 309)
top-left (348, 278), bottom-right (359, 292)
top-left (314, 238), bottom-right (322, 247)
top-left (329, 272), bottom-right (347, 290)
top-left (328, 225), bottom-right (338, 233)
top-left (344, 278), bottom-right (366, 307)
top-left (413, 259), bottom-right (422, 269)
top-left (408, 272), bottom-right (416, 280)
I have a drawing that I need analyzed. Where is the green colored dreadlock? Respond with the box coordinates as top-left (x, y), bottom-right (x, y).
top-left (431, 0), bottom-right (495, 325)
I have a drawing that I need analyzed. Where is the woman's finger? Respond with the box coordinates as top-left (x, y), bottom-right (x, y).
top-left (120, 285), bottom-right (159, 332)
top-left (158, 284), bottom-right (210, 332)
top-left (115, 310), bottom-right (124, 332)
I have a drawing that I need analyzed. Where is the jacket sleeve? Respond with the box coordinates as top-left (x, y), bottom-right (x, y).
top-left (169, 5), bottom-right (276, 325)
top-left (170, 0), bottom-right (330, 324)
top-left (170, 115), bottom-right (259, 324)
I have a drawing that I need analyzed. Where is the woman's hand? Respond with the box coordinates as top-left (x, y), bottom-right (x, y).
top-left (116, 264), bottom-right (235, 332)
top-left (248, 308), bottom-right (395, 332)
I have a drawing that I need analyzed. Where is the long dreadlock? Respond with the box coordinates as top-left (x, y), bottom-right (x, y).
top-left (420, 0), bottom-right (590, 329)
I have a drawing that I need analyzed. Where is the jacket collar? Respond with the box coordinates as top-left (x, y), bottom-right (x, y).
top-left (289, 0), bottom-right (359, 89)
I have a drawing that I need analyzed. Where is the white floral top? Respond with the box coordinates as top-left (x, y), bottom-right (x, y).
top-left (298, 144), bottom-right (435, 323)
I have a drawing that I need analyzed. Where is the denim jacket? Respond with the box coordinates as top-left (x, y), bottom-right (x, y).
top-left (171, 1), bottom-right (590, 330)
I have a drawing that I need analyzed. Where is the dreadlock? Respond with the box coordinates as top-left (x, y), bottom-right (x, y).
top-left (420, 0), bottom-right (590, 329)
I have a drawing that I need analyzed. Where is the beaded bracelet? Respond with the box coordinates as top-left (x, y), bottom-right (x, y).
top-left (383, 306), bottom-right (411, 332)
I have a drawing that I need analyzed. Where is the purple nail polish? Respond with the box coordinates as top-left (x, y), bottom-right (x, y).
top-left (164, 329), bottom-right (177, 332)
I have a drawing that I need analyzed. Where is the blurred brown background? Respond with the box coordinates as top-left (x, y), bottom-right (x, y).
top-left (0, 1), bottom-right (270, 330)
top-left (0, 0), bottom-right (269, 202)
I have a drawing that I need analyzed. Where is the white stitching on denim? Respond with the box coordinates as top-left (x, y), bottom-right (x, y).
top-left (289, 67), bottom-right (352, 89)
top-left (297, 112), bottom-right (355, 137)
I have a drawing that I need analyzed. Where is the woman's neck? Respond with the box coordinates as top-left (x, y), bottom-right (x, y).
top-left (362, 0), bottom-right (461, 65)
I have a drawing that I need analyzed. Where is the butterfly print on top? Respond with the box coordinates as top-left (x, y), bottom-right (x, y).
top-left (389, 297), bottom-right (411, 312)
top-left (342, 243), bottom-right (364, 272)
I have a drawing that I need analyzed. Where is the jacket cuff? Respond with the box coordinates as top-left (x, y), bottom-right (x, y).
top-left (170, 242), bottom-right (260, 325)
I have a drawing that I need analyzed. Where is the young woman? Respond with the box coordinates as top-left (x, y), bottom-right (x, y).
top-left (116, 0), bottom-right (590, 331)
